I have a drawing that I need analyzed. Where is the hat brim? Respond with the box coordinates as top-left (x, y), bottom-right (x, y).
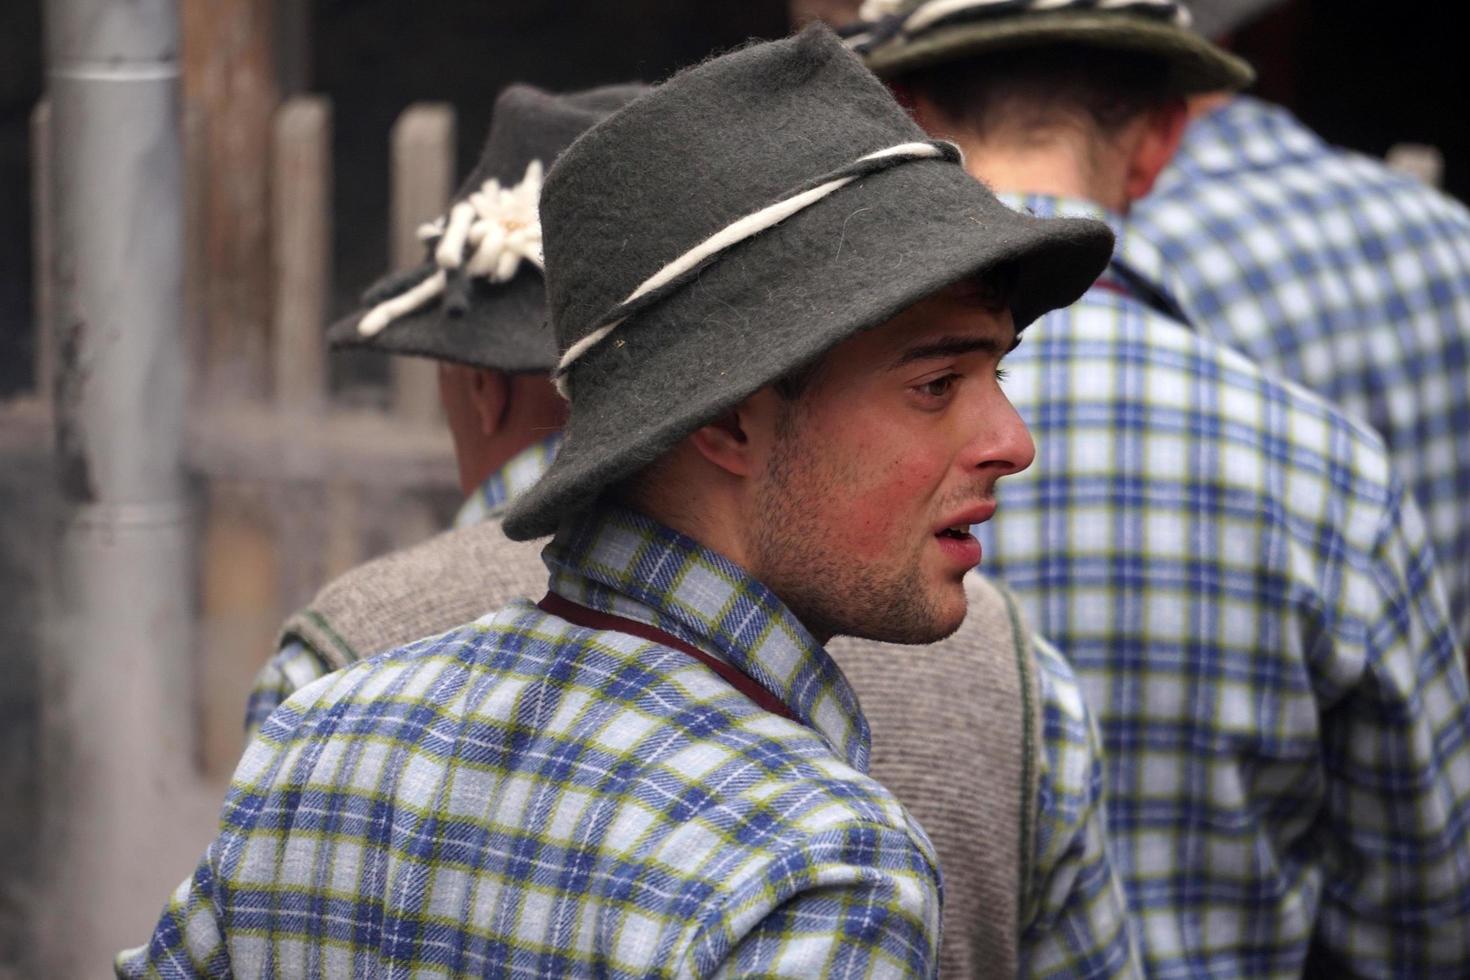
top-left (863, 12), bottom-right (1254, 94)
top-left (502, 154), bottom-right (1112, 540)
top-left (326, 269), bottom-right (558, 372)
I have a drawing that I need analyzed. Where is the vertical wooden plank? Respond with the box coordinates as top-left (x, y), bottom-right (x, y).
top-left (271, 96), bottom-right (331, 413)
top-left (181, 0), bottom-right (280, 398)
top-left (197, 481), bottom-right (281, 776)
top-left (30, 99), bottom-right (52, 404)
top-left (269, 98), bottom-right (333, 626)
top-left (323, 477), bottom-right (365, 580)
top-left (389, 103), bottom-right (455, 424)
top-left (182, 0), bottom-right (280, 773)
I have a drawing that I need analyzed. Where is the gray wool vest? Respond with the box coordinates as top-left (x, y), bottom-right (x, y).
top-left (279, 520), bottom-right (1040, 978)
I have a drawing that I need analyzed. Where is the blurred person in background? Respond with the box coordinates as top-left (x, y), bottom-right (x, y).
top-left (845, 0), bottom-right (1470, 975)
top-left (1124, 0), bottom-right (1470, 649)
top-left (119, 30), bottom-right (1136, 977)
top-left (238, 81), bottom-right (646, 738)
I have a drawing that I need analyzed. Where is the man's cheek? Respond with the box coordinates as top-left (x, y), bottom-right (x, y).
top-left (840, 476), bottom-right (925, 561)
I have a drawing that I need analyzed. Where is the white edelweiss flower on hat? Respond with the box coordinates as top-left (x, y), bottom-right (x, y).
top-left (359, 159), bottom-right (545, 337)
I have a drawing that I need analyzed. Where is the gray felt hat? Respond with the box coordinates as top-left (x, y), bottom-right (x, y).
top-left (1186, 0), bottom-right (1287, 39)
top-left (325, 82), bottom-right (649, 371)
top-left (501, 25), bottom-right (1114, 541)
top-left (846, 0), bottom-right (1253, 94)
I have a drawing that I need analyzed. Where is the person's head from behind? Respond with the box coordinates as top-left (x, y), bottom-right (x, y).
top-left (900, 45), bottom-right (1187, 212)
top-left (846, 0), bottom-right (1253, 209)
top-left (436, 364), bottom-right (565, 496)
top-left (323, 82), bottom-right (648, 495)
top-left (503, 25), bottom-right (1114, 645)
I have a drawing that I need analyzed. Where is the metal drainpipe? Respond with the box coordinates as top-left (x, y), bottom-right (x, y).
top-left (40, 1), bottom-right (200, 972)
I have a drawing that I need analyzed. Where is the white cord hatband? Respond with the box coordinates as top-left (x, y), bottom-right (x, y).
top-left (552, 141), bottom-right (952, 398)
top-left (358, 159), bottom-right (546, 337)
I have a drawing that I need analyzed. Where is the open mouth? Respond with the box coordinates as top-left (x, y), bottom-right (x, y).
top-left (937, 524), bottom-right (970, 540)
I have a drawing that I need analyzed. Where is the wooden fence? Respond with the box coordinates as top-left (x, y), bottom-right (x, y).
top-left (18, 95), bottom-right (467, 774)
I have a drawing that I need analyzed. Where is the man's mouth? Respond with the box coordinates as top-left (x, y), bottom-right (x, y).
top-left (937, 524), bottom-right (970, 540)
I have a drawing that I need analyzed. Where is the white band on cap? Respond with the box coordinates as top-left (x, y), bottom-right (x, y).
top-left (553, 141), bottom-right (951, 398)
top-left (358, 159), bottom-right (546, 337)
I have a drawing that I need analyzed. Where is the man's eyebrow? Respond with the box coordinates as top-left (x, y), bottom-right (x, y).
top-left (890, 333), bottom-right (1021, 369)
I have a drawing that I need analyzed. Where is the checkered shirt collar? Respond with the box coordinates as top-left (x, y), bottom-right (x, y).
top-left (453, 432), bottom-right (563, 528)
top-left (541, 504), bottom-right (873, 771)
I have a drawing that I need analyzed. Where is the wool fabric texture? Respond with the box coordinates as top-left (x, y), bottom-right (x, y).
top-left (503, 25), bottom-right (1112, 540)
top-left (325, 83), bottom-right (647, 371)
top-left (849, 0), bottom-right (1253, 93)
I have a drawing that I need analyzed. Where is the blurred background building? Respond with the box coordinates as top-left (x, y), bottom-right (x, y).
top-left (0, 0), bottom-right (1465, 974)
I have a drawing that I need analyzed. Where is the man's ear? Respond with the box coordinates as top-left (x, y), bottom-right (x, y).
top-left (1123, 99), bottom-right (1188, 205)
top-left (690, 384), bottom-right (792, 479)
top-left (689, 410), bottom-right (754, 479)
top-left (468, 368), bottom-right (510, 438)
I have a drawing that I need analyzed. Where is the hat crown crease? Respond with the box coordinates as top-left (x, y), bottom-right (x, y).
top-left (551, 139), bottom-right (961, 399)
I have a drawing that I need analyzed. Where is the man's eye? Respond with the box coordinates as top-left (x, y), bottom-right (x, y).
top-left (917, 375), bottom-right (957, 398)
top-left (995, 367), bottom-right (1009, 383)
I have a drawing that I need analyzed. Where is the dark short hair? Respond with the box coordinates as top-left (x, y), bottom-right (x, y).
top-left (904, 44), bottom-right (1173, 139)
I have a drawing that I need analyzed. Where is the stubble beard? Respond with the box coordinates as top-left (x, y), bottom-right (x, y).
top-left (748, 408), bottom-right (963, 646)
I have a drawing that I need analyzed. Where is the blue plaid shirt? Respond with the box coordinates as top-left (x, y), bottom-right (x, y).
top-left (121, 505), bottom-right (943, 977)
top-left (1124, 96), bottom-right (1470, 646)
top-left (987, 193), bottom-right (1470, 977)
top-left (242, 435), bottom-right (563, 737)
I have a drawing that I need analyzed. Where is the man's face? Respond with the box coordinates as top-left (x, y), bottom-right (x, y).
top-left (745, 280), bottom-right (1033, 645)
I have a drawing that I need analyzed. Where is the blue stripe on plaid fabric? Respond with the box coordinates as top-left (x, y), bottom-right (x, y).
top-left (1023, 632), bottom-right (1144, 977)
top-left (986, 191), bottom-right (1470, 977)
top-left (241, 434), bottom-right (563, 738)
top-left (453, 432), bottom-right (564, 529)
top-left (1124, 96), bottom-right (1470, 648)
top-left (122, 503), bottom-right (941, 978)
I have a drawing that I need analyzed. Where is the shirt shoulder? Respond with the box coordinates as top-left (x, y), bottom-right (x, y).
top-left (213, 603), bottom-right (943, 975)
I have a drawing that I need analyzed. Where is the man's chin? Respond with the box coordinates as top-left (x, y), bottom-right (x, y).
top-left (838, 584), bottom-right (967, 646)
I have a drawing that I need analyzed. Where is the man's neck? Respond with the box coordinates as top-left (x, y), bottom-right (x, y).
top-left (1188, 91), bottom-right (1234, 122)
top-left (458, 428), bottom-right (557, 498)
top-left (949, 133), bottom-right (1127, 214)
